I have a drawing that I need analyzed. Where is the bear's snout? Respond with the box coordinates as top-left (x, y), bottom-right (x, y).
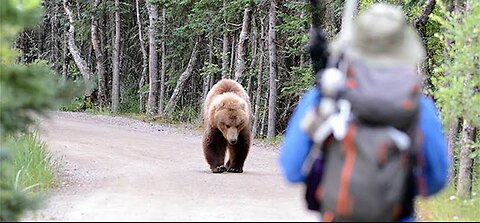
top-left (229, 138), bottom-right (237, 145)
top-left (225, 128), bottom-right (239, 145)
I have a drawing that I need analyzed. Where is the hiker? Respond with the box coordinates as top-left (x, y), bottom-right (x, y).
top-left (279, 3), bottom-right (450, 222)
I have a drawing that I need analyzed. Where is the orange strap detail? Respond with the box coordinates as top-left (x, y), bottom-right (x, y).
top-left (315, 186), bottom-right (324, 200)
top-left (403, 99), bottom-right (414, 110)
top-left (346, 78), bottom-right (357, 89)
top-left (337, 124), bottom-right (356, 216)
top-left (323, 211), bottom-right (335, 222)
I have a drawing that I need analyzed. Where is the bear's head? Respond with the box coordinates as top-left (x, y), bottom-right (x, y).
top-left (210, 93), bottom-right (250, 145)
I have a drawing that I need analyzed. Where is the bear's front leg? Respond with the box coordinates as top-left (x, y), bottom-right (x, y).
top-left (203, 128), bottom-right (228, 173)
top-left (226, 128), bottom-right (251, 173)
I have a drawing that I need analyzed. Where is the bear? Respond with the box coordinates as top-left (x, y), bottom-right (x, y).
top-left (202, 79), bottom-right (252, 173)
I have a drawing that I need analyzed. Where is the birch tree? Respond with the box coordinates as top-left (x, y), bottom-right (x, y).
top-left (136, 0), bottom-right (148, 113)
top-left (234, 6), bottom-right (252, 82)
top-left (267, 0), bottom-right (277, 139)
top-left (146, 2), bottom-right (159, 115)
top-left (91, 0), bottom-right (107, 107)
top-left (111, 0), bottom-right (121, 113)
top-left (164, 40), bottom-right (200, 116)
top-left (63, 0), bottom-right (94, 97)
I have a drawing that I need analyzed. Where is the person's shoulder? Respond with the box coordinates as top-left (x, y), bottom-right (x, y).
top-left (419, 95), bottom-right (440, 115)
top-left (301, 87), bottom-right (321, 102)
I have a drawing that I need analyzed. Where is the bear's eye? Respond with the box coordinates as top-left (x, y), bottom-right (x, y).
top-left (226, 125), bottom-right (230, 128)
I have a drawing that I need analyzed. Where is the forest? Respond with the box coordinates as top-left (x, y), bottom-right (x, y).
top-left (1, 0), bottom-right (479, 220)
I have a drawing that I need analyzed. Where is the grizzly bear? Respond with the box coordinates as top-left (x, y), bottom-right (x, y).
top-left (202, 79), bottom-right (252, 173)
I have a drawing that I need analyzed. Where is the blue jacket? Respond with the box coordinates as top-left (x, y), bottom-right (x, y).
top-left (279, 87), bottom-right (450, 219)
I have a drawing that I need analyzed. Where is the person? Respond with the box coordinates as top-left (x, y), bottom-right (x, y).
top-left (279, 3), bottom-right (450, 222)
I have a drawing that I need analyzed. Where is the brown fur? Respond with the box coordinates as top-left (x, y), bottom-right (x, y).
top-left (202, 79), bottom-right (252, 173)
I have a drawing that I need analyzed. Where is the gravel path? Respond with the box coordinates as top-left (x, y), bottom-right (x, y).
top-left (22, 111), bottom-right (318, 222)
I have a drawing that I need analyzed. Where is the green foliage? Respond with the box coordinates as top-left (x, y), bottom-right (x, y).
top-left (182, 0), bottom-right (223, 36)
top-left (416, 183), bottom-right (480, 221)
top-left (199, 62), bottom-right (221, 78)
top-left (278, 1), bottom-right (309, 57)
top-left (60, 96), bottom-right (87, 112)
top-left (120, 84), bottom-right (141, 114)
top-left (0, 0), bottom-right (78, 221)
top-left (280, 66), bottom-right (314, 98)
top-left (0, 0), bottom-right (42, 64)
top-left (170, 105), bottom-right (200, 124)
top-left (0, 151), bottom-right (39, 222)
top-left (470, 133), bottom-right (480, 159)
top-left (223, 0), bottom-right (255, 26)
top-left (0, 60), bottom-right (77, 135)
top-left (175, 0), bottom-right (254, 37)
top-left (430, 1), bottom-right (480, 129)
top-left (277, 1), bottom-right (313, 100)
top-left (3, 133), bottom-right (56, 192)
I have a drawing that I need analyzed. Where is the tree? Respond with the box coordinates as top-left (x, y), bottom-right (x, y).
top-left (0, 0), bottom-right (78, 220)
top-left (234, 6), bottom-right (252, 82)
top-left (431, 0), bottom-right (480, 198)
top-left (111, 0), bottom-right (121, 113)
top-left (91, 0), bottom-right (108, 108)
top-left (164, 40), bottom-right (200, 116)
top-left (221, 0), bottom-right (230, 79)
top-left (252, 16), bottom-right (265, 138)
top-left (267, 0), bottom-right (278, 139)
top-left (63, 0), bottom-right (94, 99)
top-left (146, 1), bottom-right (159, 115)
top-left (136, 0), bottom-right (148, 113)
top-left (158, 6), bottom-right (167, 114)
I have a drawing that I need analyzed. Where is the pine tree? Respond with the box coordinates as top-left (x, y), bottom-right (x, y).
top-left (0, 0), bottom-right (79, 220)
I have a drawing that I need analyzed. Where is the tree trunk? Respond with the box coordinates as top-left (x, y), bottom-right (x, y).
top-left (415, 0), bottom-right (436, 37)
top-left (111, 0), bottom-right (121, 113)
top-left (229, 34), bottom-right (236, 78)
top-left (246, 13), bottom-right (257, 97)
top-left (454, 0), bottom-right (474, 198)
top-left (222, 33), bottom-right (229, 79)
top-left (136, 0), bottom-right (148, 113)
top-left (63, 0), bottom-right (94, 97)
top-left (252, 18), bottom-right (264, 138)
top-left (158, 6), bottom-right (166, 114)
top-left (415, 0), bottom-right (436, 86)
top-left (202, 35), bottom-right (214, 103)
top-left (146, 2), bottom-right (159, 115)
top-left (299, 8), bottom-right (306, 69)
top-left (91, 0), bottom-right (107, 108)
top-left (221, 0), bottom-right (229, 79)
top-left (260, 88), bottom-right (270, 137)
top-left (456, 118), bottom-right (475, 198)
top-left (447, 120), bottom-right (459, 182)
top-left (62, 30), bottom-right (68, 83)
top-left (164, 40), bottom-right (199, 116)
top-left (267, 0), bottom-right (277, 139)
top-left (234, 6), bottom-right (252, 83)
top-left (324, 0), bottom-right (340, 37)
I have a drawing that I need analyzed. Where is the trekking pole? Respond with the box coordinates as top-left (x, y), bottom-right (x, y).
top-left (326, 0), bottom-right (358, 68)
top-left (305, 0), bottom-right (359, 142)
top-left (309, 0), bottom-right (322, 29)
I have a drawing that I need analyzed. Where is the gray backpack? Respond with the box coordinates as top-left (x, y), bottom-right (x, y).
top-left (303, 61), bottom-right (422, 221)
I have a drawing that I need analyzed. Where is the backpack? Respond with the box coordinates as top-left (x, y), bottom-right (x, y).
top-left (301, 60), bottom-right (423, 221)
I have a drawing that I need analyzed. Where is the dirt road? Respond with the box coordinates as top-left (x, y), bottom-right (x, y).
top-left (23, 112), bottom-right (318, 222)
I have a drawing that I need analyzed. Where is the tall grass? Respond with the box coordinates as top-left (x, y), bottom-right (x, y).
top-left (3, 133), bottom-right (56, 193)
top-left (416, 183), bottom-right (480, 222)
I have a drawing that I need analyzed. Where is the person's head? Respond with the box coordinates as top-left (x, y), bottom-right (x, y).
top-left (331, 3), bottom-right (425, 68)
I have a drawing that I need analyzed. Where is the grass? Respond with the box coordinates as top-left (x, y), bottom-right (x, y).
top-left (416, 183), bottom-right (480, 222)
top-left (3, 133), bottom-right (56, 193)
